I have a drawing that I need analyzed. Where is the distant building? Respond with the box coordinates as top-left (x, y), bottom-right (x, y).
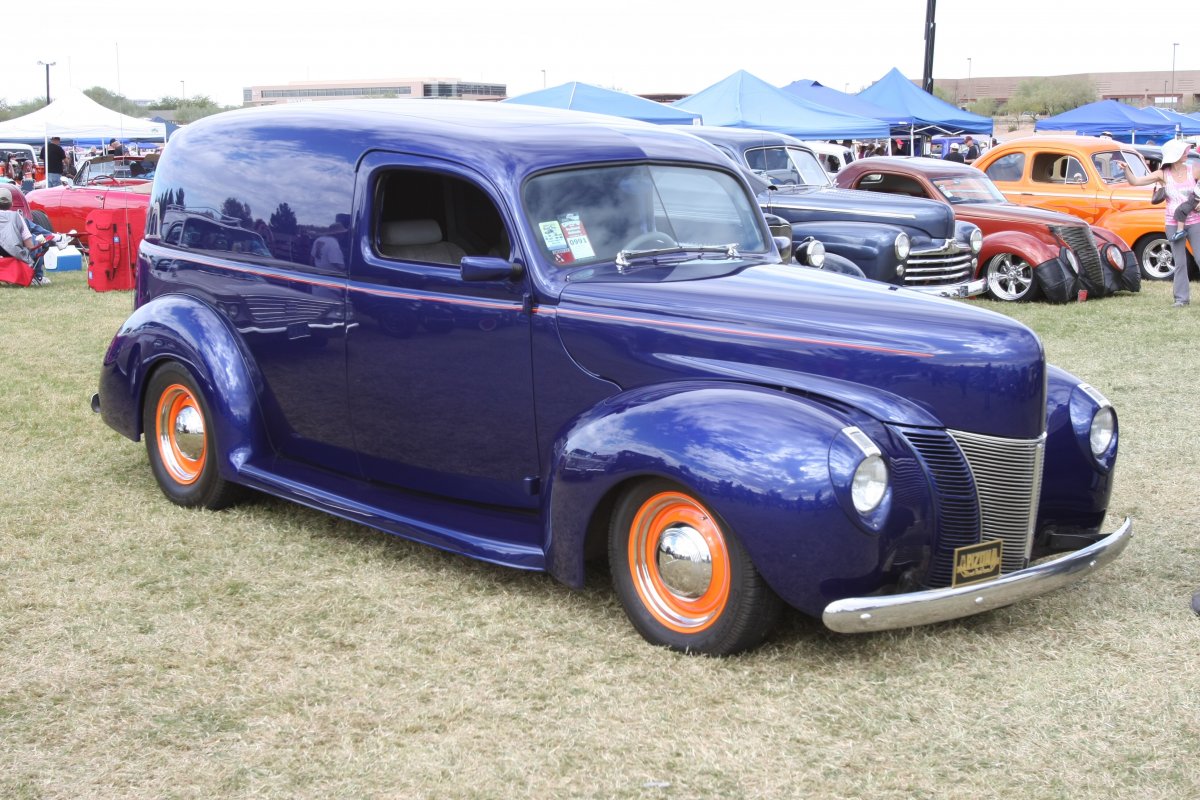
top-left (936, 69), bottom-right (1200, 109)
top-left (242, 78), bottom-right (506, 107)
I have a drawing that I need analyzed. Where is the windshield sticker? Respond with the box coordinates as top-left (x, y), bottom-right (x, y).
top-left (539, 220), bottom-right (575, 265)
top-left (559, 213), bottom-right (596, 260)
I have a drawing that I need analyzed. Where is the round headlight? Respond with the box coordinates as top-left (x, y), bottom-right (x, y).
top-left (969, 227), bottom-right (983, 253)
top-left (1089, 406), bottom-right (1116, 458)
top-left (808, 239), bottom-right (826, 268)
top-left (894, 232), bottom-right (911, 261)
top-left (851, 454), bottom-right (888, 514)
top-left (1063, 247), bottom-right (1080, 274)
top-left (1104, 244), bottom-right (1124, 270)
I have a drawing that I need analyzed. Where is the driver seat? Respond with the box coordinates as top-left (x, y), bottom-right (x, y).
top-left (380, 219), bottom-right (466, 266)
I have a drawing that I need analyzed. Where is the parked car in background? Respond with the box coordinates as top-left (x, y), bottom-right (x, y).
top-left (836, 156), bottom-right (1140, 302)
top-left (26, 173), bottom-right (152, 240)
top-left (94, 101), bottom-right (1129, 656)
top-left (0, 142), bottom-right (44, 184)
top-left (690, 126), bottom-right (985, 297)
top-left (973, 136), bottom-right (1183, 281)
top-left (801, 140), bottom-right (855, 175)
top-left (73, 153), bottom-right (159, 185)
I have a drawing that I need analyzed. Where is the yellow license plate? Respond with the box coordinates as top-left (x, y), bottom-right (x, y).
top-left (952, 539), bottom-right (1003, 587)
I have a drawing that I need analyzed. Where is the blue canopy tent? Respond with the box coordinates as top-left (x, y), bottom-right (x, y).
top-left (1034, 100), bottom-right (1174, 144)
top-left (780, 79), bottom-right (910, 129)
top-left (1139, 106), bottom-right (1200, 137)
top-left (673, 70), bottom-right (889, 140)
top-left (856, 68), bottom-right (993, 136)
top-left (503, 82), bottom-right (702, 125)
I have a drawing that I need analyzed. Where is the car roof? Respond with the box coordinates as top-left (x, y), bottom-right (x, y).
top-left (990, 135), bottom-right (1139, 154)
top-left (849, 155), bottom-right (979, 179)
top-left (687, 126), bottom-right (812, 149)
top-left (172, 100), bottom-right (731, 178)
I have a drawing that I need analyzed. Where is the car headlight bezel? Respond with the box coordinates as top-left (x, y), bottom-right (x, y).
top-left (1071, 383), bottom-right (1118, 470)
top-left (969, 227), bottom-right (983, 254)
top-left (830, 426), bottom-right (892, 532)
top-left (894, 232), bottom-right (911, 261)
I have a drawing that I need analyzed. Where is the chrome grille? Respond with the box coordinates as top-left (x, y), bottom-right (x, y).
top-left (900, 428), bottom-right (1045, 585)
top-left (244, 295), bottom-right (337, 324)
top-left (949, 430), bottom-right (1045, 574)
top-left (904, 243), bottom-right (976, 288)
top-left (1052, 225), bottom-right (1105, 288)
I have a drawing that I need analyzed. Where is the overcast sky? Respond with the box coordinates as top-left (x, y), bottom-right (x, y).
top-left (7, 1), bottom-right (1191, 108)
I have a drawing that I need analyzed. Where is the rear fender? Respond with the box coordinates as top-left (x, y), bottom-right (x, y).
top-left (542, 381), bottom-right (917, 615)
top-left (98, 293), bottom-right (267, 478)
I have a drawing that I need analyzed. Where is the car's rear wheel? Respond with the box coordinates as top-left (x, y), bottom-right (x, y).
top-left (609, 480), bottom-right (781, 655)
top-left (1135, 234), bottom-right (1175, 280)
top-left (985, 253), bottom-right (1039, 301)
top-left (142, 362), bottom-right (242, 510)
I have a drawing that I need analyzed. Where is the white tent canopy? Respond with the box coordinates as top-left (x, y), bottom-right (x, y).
top-left (0, 88), bottom-right (166, 141)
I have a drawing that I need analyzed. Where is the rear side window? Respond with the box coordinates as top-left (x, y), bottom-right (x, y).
top-left (984, 153), bottom-right (1025, 183)
top-left (1031, 153), bottom-right (1086, 184)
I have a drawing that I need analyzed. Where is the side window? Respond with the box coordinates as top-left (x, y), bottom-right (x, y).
top-left (984, 153), bottom-right (1025, 183)
top-left (374, 169), bottom-right (509, 266)
top-left (1032, 153), bottom-right (1085, 184)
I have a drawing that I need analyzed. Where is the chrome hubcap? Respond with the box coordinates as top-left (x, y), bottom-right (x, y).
top-left (987, 254), bottom-right (1032, 301)
top-left (1144, 240), bottom-right (1175, 279)
top-left (173, 406), bottom-right (206, 461)
top-left (655, 524), bottom-right (713, 598)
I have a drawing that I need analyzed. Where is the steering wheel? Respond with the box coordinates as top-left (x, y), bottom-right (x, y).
top-left (623, 231), bottom-right (678, 251)
top-left (87, 174), bottom-right (119, 186)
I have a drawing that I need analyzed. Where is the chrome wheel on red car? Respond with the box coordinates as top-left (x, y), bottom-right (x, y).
top-left (985, 253), bottom-right (1039, 302)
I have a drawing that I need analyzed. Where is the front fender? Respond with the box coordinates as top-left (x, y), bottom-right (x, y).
top-left (786, 221), bottom-right (904, 283)
top-left (543, 381), bottom-right (917, 616)
top-left (978, 230), bottom-right (1060, 274)
top-left (98, 293), bottom-right (268, 479)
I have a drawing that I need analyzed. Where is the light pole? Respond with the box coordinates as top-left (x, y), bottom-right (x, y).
top-left (1172, 42), bottom-right (1179, 104)
top-left (967, 57), bottom-right (972, 107)
top-left (180, 80), bottom-right (185, 101)
top-left (541, 69), bottom-right (546, 88)
top-left (36, 60), bottom-right (55, 105)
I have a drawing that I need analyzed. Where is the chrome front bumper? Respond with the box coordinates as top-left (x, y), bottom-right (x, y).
top-left (822, 517), bottom-right (1132, 633)
top-left (907, 276), bottom-right (987, 299)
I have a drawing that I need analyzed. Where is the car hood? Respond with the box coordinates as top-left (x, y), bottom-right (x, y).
top-left (760, 185), bottom-right (955, 237)
top-left (553, 265), bottom-right (1046, 440)
top-left (953, 201), bottom-right (1089, 229)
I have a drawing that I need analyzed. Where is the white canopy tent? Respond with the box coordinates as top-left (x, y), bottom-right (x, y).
top-left (0, 88), bottom-right (166, 142)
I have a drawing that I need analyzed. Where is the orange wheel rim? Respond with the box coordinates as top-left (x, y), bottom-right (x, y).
top-left (628, 491), bottom-right (730, 634)
top-left (155, 383), bottom-right (207, 485)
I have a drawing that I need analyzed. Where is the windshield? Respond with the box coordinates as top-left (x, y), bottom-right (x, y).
top-left (523, 163), bottom-right (770, 276)
top-left (1094, 150), bottom-right (1148, 184)
top-left (932, 174), bottom-right (1008, 204)
top-left (744, 146), bottom-right (831, 188)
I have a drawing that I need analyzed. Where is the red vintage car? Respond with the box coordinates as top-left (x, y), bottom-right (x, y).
top-left (26, 154), bottom-right (155, 236)
top-left (836, 157), bottom-right (1140, 302)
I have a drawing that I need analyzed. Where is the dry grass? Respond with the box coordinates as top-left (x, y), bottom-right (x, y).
top-left (2, 273), bottom-right (1198, 799)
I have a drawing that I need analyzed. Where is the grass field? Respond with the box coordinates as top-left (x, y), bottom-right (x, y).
top-left (2, 272), bottom-right (1198, 799)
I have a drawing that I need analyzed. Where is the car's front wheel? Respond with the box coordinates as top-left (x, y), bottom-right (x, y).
top-left (609, 480), bottom-right (781, 655)
top-left (985, 253), bottom-right (1040, 301)
top-left (142, 362), bottom-right (242, 510)
top-left (1135, 234), bottom-right (1175, 280)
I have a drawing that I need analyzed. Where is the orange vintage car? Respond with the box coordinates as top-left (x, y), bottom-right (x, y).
top-left (973, 136), bottom-right (1184, 281)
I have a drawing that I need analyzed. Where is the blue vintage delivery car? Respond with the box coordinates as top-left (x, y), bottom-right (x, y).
top-left (94, 101), bottom-right (1130, 655)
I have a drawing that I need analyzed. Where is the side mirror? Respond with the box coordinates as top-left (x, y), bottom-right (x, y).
top-left (772, 235), bottom-right (794, 261)
top-left (461, 255), bottom-right (522, 282)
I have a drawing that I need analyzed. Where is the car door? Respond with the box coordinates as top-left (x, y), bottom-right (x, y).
top-left (345, 152), bottom-right (540, 509)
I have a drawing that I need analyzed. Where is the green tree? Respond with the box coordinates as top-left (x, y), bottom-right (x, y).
top-left (1004, 77), bottom-right (1096, 118)
top-left (933, 85), bottom-right (957, 105)
top-left (0, 98), bottom-right (48, 122)
top-left (84, 87), bottom-right (145, 117)
top-left (969, 97), bottom-right (999, 117)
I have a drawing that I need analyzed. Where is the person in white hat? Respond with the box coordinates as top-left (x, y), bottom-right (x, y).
top-left (1117, 137), bottom-right (1199, 307)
